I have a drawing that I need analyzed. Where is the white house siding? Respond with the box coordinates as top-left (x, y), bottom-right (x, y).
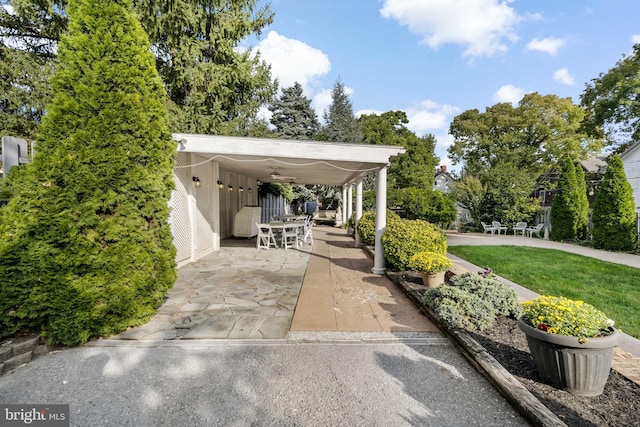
top-left (621, 143), bottom-right (640, 213)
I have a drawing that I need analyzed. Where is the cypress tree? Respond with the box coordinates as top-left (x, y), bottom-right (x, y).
top-left (0, 0), bottom-right (176, 345)
top-left (550, 157), bottom-right (579, 241)
top-left (322, 79), bottom-right (361, 143)
top-left (574, 162), bottom-right (590, 240)
top-left (592, 154), bottom-right (637, 251)
top-left (268, 82), bottom-right (319, 139)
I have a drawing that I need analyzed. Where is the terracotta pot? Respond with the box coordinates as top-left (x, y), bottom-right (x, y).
top-left (518, 317), bottom-right (620, 396)
top-left (420, 271), bottom-right (445, 288)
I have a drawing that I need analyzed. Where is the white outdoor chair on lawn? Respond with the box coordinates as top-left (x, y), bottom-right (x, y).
top-left (526, 223), bottom-right (544, 238)
top-left (481, 222), bottom-right (496, 235)
top-left (256, 223), bottom-right (278, 250)
top-left (512, 222), bottom-right (527, 236)
top-left (492, 221), bottom-right (508, 235)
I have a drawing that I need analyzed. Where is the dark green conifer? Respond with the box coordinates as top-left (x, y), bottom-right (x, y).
top-left (269, 82), bottom-right (319, 139)
top-left (574, 162), bottom-right (590, 240)
top-left (0, 0), bottom-right (176, 345)
top-left (592, 154), bottom-right (637, 251)
top-left (550, 157), bottom-right (579, 241)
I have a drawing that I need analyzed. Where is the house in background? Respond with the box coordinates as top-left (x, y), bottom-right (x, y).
top-left (620, 142), bottom-right (640, 216)
top-left (433, 165), bottom-right (455, 193)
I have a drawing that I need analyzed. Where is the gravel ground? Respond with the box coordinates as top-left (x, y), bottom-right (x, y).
top-left (469, 316), bottom-right (640, 427)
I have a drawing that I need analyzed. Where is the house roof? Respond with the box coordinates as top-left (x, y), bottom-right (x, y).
top-left (173, 134), bottom-right (406, 186)
top-left (579, 156), bottom-right (608, 173)
top-left (620, 141), bottom-right (640, 160)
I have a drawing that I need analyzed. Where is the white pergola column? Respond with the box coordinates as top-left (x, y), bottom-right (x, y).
top-left (342, 185), bottom-right (348, 225)
top-left (347, 185), bottom-right (353, 222)
top-left (372, 166), bottom-right (388, 274)
top-left (355, 181), bottom-right (363, 247)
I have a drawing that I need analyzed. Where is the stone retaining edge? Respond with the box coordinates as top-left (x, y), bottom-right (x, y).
top-left (386, 270), bottom-right (567, 427)
top-left (0, 335), bottom-right (50, 377)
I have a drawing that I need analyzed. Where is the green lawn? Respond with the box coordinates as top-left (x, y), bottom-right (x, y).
top-left (447, 245), bottom-right (640, 339)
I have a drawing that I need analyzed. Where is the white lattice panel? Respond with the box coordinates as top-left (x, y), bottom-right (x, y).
top-left (170, 155), bottom-right (192, 263)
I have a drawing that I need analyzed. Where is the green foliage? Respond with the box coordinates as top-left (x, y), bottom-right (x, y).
top-left (393, 187), bottom-right (456, 228)
top-left (574, 163), bottom-right (590, 240)
top-left (422, 272), bottom-right (522, 331)
top-left (422, 286), bottom-right (496, 331)
top-left (592, 154), bottom-right (637, 251)
top-left (0, 0), bottom-right (176, 345)
top-left (448, 273), bottom-right (522, 318)
top-left (381, 218), bottom-right (447, 271)
top-left (0, 0), bottom-right (277, 136)
top-left (259, 182), bottom-right (295, 202)
top-left (550, 157), bottom-right (580, 241)
top-left (581, 43), bottom-right (640, 152)
top-left (408, 251), bottom-right (452, 273)
top-left (452, 174), bottom-right (486, 228)
top-left (359, 111), bottom-right (439, 190)
top-left (480, 162), bottom-right (538, 225)
top-left (356, 210), bottom-right (400, 246)
top-left (321, 79), bottom-right (361, 143)
top-left (268, 82), bottom-right (319, 140)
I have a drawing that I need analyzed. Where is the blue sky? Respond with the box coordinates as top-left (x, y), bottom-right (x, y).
top-left (252, 0), bottom-right (640, 171)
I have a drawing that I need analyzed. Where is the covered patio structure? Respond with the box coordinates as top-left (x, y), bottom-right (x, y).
top-left (169, 134), bottom-right (405, 274)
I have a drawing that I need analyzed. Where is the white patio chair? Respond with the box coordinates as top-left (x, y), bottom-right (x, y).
top-left (481, 222), bottom-right (496, 235)
top-left (526, 223), bottom-right (544, 238)
top-left (281, 223), bottom-right (299, 250)
top-left (256, 223), bottom-right (278, 250)
top-left (512, 222), bottom-right (527, 236)
top-left (492, 221), bottom-right (508, 235)
top-left (302, 220), bottom-right (314, 246)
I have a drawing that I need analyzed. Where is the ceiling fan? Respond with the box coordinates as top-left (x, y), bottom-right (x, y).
top-left (262, 167), bottom-right (296, 182)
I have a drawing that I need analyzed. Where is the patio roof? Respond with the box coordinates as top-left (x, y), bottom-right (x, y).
top-left (172, 134), bottom-right (406, 186)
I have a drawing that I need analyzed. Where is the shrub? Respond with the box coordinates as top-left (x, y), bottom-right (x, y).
top-left (448, 273), bottom-right (522, 318)
top-left (408, 251), bottom-right (452, 273)
top-left (0, 0), bottom-right (176, 345)
top-left (381, 218), bottom-right (447, 271)
top-left (356, 210), bottom-right (400, 246)
top-left (422, 286), bottom-right (496, 331)
top-left (592, 154), bottom-right (637, 251)
top-left (422, 272), bottom-right (522, 331)
top-left (550, 157), bottom-right (579, 241)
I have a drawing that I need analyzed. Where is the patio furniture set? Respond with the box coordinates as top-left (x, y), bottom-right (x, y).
top-left (481, 221), bottom-right (544, 238)
top-left (256, 215), bottom-right (314, 250)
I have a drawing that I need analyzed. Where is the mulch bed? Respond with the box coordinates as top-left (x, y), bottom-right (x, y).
top-left (395, 271), bottom-right (640, 426)
top-left (470, 317), bottom-right (640, 427)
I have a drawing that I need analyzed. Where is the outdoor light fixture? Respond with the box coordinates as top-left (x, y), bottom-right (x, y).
top-left (228, 185), bottom-right (233, 191)
top-left (192, 176), bottom-right (201, 188)
top-left (248, 187), bottom-right (252, 193)
top-left (239, 186), bottom-right (244, 192)
top-left (217, 180), bottom-right (224, 189)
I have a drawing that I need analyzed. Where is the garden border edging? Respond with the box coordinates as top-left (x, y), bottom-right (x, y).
top-left (386, 271), bottom-right (567, 427)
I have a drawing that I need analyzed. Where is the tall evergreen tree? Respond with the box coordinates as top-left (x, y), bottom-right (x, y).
top-left (268, 82), bottom-right (319, 139)
top-left (0, 0), bottom-right (277, 136)
top-left (550, 157), bottom-right (579, 241)
top-left (574, 162), bottom-right (590, 240)
top-left (0, 0), bottom-right (177, 345)
top-left (322, 79), bottom-right (361, 143)
top-left (592, 154), bottom-right (637, 251)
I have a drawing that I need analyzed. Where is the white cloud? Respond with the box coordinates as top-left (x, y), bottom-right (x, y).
top-left (2, 4), bottom-right (14, 14)
top-left (405, 100), bottom-right (459, 135)
top-left (632, 35), bottom-right (640, 44)
top-left (526, 37), bottom-right (565, 55)
top-left (553, 68), bottom-right (575, 85)
top-left (380, 0), bottom-right (521, 57)
top-left (493, 85), bottom-right (524, 104)
top-left (257, 31), bottom-right (331, 95)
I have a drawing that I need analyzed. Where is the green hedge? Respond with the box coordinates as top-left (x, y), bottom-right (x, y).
top-left (356, 210), bottom-right (401, 246)
top-left (381, 218), bottom-right (447, 271)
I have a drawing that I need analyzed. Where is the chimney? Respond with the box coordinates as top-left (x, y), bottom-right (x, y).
top-left (440, 165), bottom-right (447, 173)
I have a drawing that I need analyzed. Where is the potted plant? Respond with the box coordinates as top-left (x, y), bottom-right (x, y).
top-left (518, 295), bottom-right (620, 396)
top-left (408, 251), bottom-right (452, 288)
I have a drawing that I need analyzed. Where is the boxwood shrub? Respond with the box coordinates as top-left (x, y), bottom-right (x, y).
top-left (381, 218), bottom-right (447, 271)
top-left (356, 210), bottom-right (401, 246)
